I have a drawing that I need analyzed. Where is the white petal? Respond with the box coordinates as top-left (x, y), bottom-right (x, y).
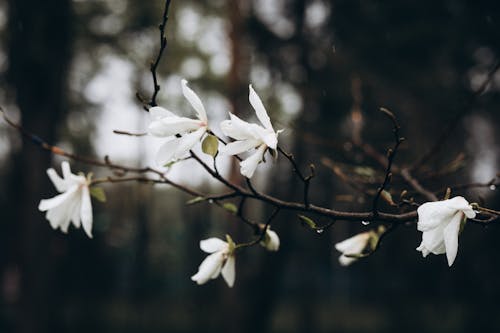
top-left (446, 196), bottom-right (476, 219)
top-left (339, 254), bottom-right (357, 266)
top-left (70, 192), bottom-right (82, 228)
top-left (417, 202), bottom-right (456, 231)
top-left (200, 238), bottom-right (228, 253)
top-left (47, 168), bottom-right (68, 192)
top-left (261, 229), bottom-right (280, 251)
top-left (191, 252), bottom-right (224, 285)
top-left (148, 116), bottom-right (203, 137)
top-left (80, 186), bottom-right (93, 238)
top-left (443, 212), bottom-right (463, 266)
top-left (420, 225), bottom-right (446, 255)
top-left (43, 188), bottom-right (80, 232)
top-left (174, 127), bottom-right (206, 159)
top-left (239, 144), bottom-right (267, 178)
top-left (61, 161), bottom-right (73, 181)
top-left (220, 113), bottom-right (262, 141)
top-left (335, 232), bottom-right (370, 255)
top-left (155, 138), bottom-right (180, 166)
top-left (38, 185), bottom-right (79, 211)
top-left (249, 84), bottom-right (273, 130)
top-left (221, 255), bottom-right (236, 288)
top-left (259, 131), bottom-right (278, 150)
top-left (149, 106), bottom-right (176, 120)
top-left (182, 79), bottom-right (207, 123)
top-left (219, 139), bottom-right (260, 156)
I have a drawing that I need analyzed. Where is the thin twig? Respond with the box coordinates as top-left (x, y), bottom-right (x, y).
top-left (372, 108), bottom-right (405, 217)
top-left (149, 0), bottom-right (172, 107)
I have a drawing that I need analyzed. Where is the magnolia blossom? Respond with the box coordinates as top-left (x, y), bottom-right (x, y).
top-left (220, 84), bottom-right (281, 178)
top-left (38, 161), bottom-right (93, 238)
top-left (335, 232), bottom-right (371, 266)
top-left (260, 227), bottom-right (280, 251)
top-left (416, 196), bottom-right (476, 266)
top-left (191, 237), bottom-right (236, 287)
top-left (148, 79), bottom-right (208, 166)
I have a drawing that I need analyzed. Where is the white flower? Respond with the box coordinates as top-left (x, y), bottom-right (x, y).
top-left (416, 196), bottom-right (476, 266)
top-left (38, 161), bottom-right (93, 238)
top-left (191, 237), bottom-right (236, 287)
top-left (148, 79), bottom-right (208, 166)
top-left (335, 232), bottom-right (371, 266)
top-left (220, 84), bottom-right (281, 178)
top-left (260, 227), bottom-right (280, 251)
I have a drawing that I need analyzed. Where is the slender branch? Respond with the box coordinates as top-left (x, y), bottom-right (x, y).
top-left (372, 108), bottom-right (405, 216)
top-left (278, 146), bottom-right (315, 207)
top-left (400, 168), bottom-right (438, 201)
top-left (148, 0), bottom-right (172, 107)
top-left (235, 207), bottom-right (280, 250)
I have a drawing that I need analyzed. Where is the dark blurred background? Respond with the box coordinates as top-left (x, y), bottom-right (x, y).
top-left (1, 0), bottom-right (500, 332)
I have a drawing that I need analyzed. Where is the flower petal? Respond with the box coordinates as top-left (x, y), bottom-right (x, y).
top-left (155, 138), bottom-right (179, 166)
top-left (149, 106), bottom-right (176, 120)
top-left (219, 139), bottom-right (261, 156)
top-left (61, 161), bottom-right (72, 180)
top-left (249, 84), bottom-right (273, 131)
top-left (148, 116), bottom-right (203, 137)
top-left (446, 196), bottom-right (476, 219)
top-left (239, 144), bottom-right (267, 178)
top-left (335, 232), bottom-right (370, 254)
top-left (339, 254), bottom-right (357, 266)
top-left (191, 252), bottom-right (224, 285)
top-left (221, 255), bottom-right (236, 288)
top-left (261, 228), bottom-right (280, 251)
top-left (38, 185), bottom-right (79, 212)
top-left (174, 127), bottom-right (206, 159)
top-left (420, 225), bottom-right (447, 255)
top-left (200, 238), bottom-right (228, 253)
top-left (182, 79), bottom-right (207, 123)
top-left (220, 113), bottom-right (261, 141)
top-left (80, 185), bottom-right (93, 238)
top-left (47, 168), bottom-right (68, 192)
top-left (443, 212), bottom-right (463, 266)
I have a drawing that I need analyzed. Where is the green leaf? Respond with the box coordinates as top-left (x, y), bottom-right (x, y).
top-left (163, 160), bottom-right (177, 168)
top-left (89, 187), bottom-right (106, 203)
top-left (222, 202), bottom-right (238, 215)
top-left (201, 134), bottom-right (219, 157)
top-left (186, 196), bottom-right (206, 205)
top-left (298, 215), bottom-right (317, 229)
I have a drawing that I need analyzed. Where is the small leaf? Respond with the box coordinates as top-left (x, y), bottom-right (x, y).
top-left (381, 190), bottom-right (395, 205)
top-left (163, 160), bottom-right (177, 168)
top-left (89, 187), bottom-right (106, 203)
top-left (201, 134), bottom-right (219, 157)
top-left (298, 215), bottom-right (317, 229)
top-left (222, 202), bottom-right (238, 215)
top-left (186, 196), bottom-right (206, 205)
top-left (226, 234), bottom-right (236, 253)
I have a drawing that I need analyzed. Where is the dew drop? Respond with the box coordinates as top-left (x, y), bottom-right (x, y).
top-left (316, 228), bottom-right (324, 234)
top-left (362, 221), bottom-right (370, 226)
top-left (489, 185), bottom-right (496, 191)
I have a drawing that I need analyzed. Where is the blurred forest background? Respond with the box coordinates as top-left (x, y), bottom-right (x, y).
top-left (0, 0), bottom-right (500, 332)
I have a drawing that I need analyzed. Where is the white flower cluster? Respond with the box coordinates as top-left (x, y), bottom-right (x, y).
top-left (36, 78), bottom-right (480, 290)
top-left (148, 80), bottom-right (281, 178)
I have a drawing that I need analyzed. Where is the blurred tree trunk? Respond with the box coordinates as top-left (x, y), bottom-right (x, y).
top-left (6, 0), bottom-right (73, 332)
